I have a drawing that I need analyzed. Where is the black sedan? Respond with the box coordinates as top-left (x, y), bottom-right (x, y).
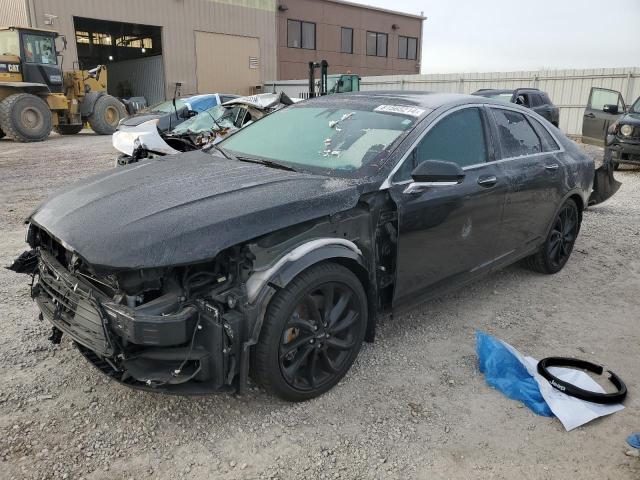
top-left (11, 92), bottom-right (618, 401)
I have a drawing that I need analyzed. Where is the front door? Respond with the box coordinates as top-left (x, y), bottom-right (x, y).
top-left (582, 87), bottom-right (625, 145)
top-left (389, 106), bottom-right (508, 306)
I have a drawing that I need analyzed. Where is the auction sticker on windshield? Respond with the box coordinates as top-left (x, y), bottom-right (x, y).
top-left (374, 105), bottom-right (426, 117)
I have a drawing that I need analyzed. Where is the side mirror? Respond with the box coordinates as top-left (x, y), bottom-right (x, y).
top-left (183, 109), bottom-right (198, 119)
top-left (603, 104), bottom-right (619, 114)
top-left (405, 160), bottom-right (465, 194)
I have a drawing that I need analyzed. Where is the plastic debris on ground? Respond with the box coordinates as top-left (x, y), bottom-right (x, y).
top-left (476, 331), bottom-right (624, 431)
top-left (628, 433), bottom-right (640, 449)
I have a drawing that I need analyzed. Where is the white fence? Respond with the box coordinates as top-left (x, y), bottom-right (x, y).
top-left (267, 67), bottom-right (640, 136)
top-left (362, 68), bottom-right (640, 136)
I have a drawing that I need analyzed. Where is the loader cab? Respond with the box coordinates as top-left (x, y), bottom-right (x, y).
top-left (0, 27), bottom-right (63, 93)
top-left (327, 74), bottom-right (360, 94)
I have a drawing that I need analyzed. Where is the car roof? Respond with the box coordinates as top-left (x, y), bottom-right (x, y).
top-left (299, 91), bottom-right (511, 115)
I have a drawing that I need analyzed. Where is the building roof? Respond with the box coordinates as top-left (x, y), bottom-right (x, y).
top-left (320, 0), bottom-right (426, 20)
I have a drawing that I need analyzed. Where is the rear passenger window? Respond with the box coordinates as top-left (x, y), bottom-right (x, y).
top-left (394, 108), bottom-right (487, 181)
top-left (492, 109), bottom-right (541, 158)
top-left (529, 117), bottom-right (560, 152)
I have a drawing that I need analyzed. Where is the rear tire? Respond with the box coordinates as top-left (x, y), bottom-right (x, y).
top-left (0, 93), bottom-right (52, 142)
top-left (0, 128), bottom-right (5, 139)
top-left (613, 162), bottom-right (620, 171)
top-left (87, 95), bottom-right (126, 135)
top-left (252, 262), bottom-right (367, 401)
top-left (523, 198), bottom-right (580, 274)
top-left (53, 124), bottom-right (83, 135)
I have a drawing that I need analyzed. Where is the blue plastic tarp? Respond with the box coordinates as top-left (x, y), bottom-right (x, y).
top-left (476, 331), bottom-right (554, 417)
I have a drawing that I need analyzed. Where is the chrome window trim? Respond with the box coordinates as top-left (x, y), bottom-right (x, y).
top-left (380, 103), bottom-right (565, 190)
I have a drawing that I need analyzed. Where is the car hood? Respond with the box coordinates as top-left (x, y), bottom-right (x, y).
top-left (620, 112), bottom-right (640, 127)
top-left (119, 112), bottom-right (165, 127)
top-left (28, 151), bottom-right (364, 271)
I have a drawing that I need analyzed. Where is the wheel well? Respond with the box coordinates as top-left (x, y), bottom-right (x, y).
top-left (330, 257), bottom-right (376, 343)
top-left (569, 193), bottom-right (584, 213)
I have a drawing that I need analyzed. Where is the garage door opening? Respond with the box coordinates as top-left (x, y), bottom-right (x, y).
top-left (73, 16), bottom-right (166, 105)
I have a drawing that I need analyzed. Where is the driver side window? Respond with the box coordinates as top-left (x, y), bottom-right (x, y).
top-left (394, 107), bottom-right (488, 182)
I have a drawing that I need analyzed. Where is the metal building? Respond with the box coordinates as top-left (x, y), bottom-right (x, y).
top-left (0, 0), bottom-right (424, 103)
top-left (0, 0), bottom-right (279, 103)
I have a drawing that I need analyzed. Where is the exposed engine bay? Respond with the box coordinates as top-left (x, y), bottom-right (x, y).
top-left (113, 92), bottom-right (299, 166)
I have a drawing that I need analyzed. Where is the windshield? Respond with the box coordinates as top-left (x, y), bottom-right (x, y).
top-left (220, 104), bottom-right (420, 177)
top-left (22, 33), bottom-right (57, 65)
top-left (171, 105), bottom-right (237, 135)
top-left (147, 99), bottom-right (187, 113)
top-left (631, 97), bottom-right (640, 114)
top-left (0, 31), bottom-right (20, 56)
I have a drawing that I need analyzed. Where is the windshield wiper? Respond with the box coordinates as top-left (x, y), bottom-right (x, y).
top-left (212, 146), bottom-right (296, 172)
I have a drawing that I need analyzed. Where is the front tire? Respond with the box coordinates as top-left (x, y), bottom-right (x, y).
top-left (87, 95), bottom-right (126, 135)
top-left (0, 93), bottom-right (52, 142)
top-left (252, 263), bottom-right (367, 401)
top-left (524, 199), bottom-right (580, 274)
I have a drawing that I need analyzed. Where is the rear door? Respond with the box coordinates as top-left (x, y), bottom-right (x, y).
top-left (582, 87), bottom-right (625, 145)
top-left (389, 106), bottom-right (508, 306)
top-left (489, 107), bottom-right (565, 255)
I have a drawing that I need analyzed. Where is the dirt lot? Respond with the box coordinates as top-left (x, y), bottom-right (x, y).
top-left (0, 132), bottom-right (639, 480)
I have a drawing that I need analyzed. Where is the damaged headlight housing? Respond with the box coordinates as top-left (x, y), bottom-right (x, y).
top-left (620, 124), bottom-right (633, 137)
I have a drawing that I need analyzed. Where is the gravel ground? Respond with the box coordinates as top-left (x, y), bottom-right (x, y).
top-left (0, 133), bottom-right (639, 480)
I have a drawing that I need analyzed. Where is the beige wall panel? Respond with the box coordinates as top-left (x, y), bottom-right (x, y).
top-left (195, 31), bottom-right (260, 95)
top-left (29, 0), bottom-right (277, 99)
top-left (0, 0), bottom-right (28, 26)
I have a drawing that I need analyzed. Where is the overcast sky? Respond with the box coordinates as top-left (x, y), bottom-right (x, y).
top-left (349, 0), bottom-right (640, 73)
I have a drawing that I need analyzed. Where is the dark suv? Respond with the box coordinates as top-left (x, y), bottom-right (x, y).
top-left (472, 88), bottom-right (560, 127)
top-left (581, 87), bottom-right (640, 169)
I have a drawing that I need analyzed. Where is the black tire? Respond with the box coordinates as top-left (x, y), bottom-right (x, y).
top-left (252, 262), bottom-right (367, 401)
top-left (613, 162), bottom-right (620, 171)
top-left (0, 93), bottom-right (52, 142)
top-left (523, 198), bottom-right (580, 274)
top-left (0, 128), bottom-right (5, 139)
top-left (53, 124), bottom-right (83, 135)
top-left (87, 95), bottom-right (126, 135)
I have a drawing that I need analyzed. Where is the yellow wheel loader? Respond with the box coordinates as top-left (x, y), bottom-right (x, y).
top-left (0, 26), bottom-right (126, 142)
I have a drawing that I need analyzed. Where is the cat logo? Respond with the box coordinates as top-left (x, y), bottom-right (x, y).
top-left (7, 63), bottom-right (20, 73)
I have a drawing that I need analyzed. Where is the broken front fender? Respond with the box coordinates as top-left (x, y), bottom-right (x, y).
top-left (588, 150), bottom-right (622, 206)
top-left (112, 119), bottom-right (179, 157)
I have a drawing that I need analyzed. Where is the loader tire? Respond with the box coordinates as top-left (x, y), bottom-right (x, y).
top-left (0, 128), bottom-right (5, 139)
top-left (0, 93), bottom-right (52, 142)
top-left (87, 95), bottom-right (126, 135)
top-left (53, 124), bottom-right (83, 135)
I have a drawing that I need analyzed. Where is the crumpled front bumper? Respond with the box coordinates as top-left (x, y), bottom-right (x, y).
top-left (31, 250), bottom-right (238, 393)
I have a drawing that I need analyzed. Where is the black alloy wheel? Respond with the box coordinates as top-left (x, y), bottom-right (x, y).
top-left (253, 263), bottom-right (367, 401)
top-left (547, 202), bottom-right (578, 269)
top-left (524, 198), bottom-right (580, 274)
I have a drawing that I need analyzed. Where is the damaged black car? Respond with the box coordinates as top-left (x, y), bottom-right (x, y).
top-left (10, 92), bottom-right (619, 401)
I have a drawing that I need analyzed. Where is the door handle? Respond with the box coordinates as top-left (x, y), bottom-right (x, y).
top-left (477, 175), bottom-right (497, 187)
top-left (545, 163), bottom-right (559, 171)
top-left (584, 112), bottom-right (595, 118)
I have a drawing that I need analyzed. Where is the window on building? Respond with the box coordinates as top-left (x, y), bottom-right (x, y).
top-left (341, 27), bottom-right (353, 54)
top-left (92, 33), bottom-right (112, 46)
top-left (398, 35), bottom-right (417, 60)
top-left (288, 19), bottom-right (315, 50)
top-left (75, 31), bottom-right (90, 44)
top-left (366, 31), bottom-right (387, 57)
